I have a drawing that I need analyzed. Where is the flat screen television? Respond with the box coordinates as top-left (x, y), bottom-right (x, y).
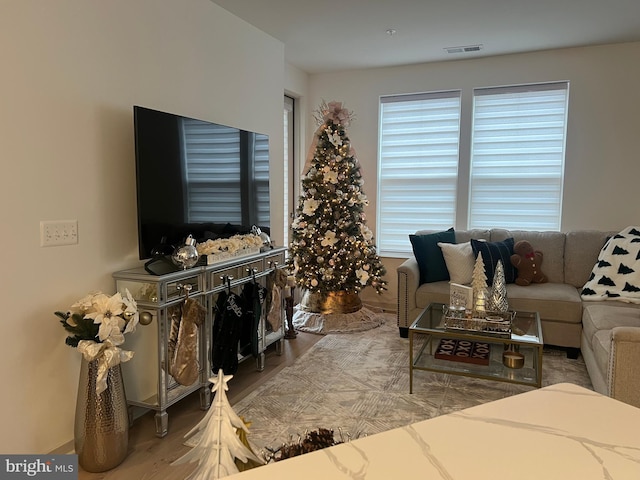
top-left (133, 105), bottom-right (270, 260)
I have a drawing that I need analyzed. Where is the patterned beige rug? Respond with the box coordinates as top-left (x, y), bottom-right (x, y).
top-left (232, 313), bottom-right (593, 454)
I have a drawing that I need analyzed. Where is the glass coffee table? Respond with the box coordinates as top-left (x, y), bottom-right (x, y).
top-left (409, 303), bottom-right (543, 393)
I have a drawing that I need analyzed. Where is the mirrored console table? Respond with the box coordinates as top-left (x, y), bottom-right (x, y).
top-left (113, 247), bottom-right (286, 437)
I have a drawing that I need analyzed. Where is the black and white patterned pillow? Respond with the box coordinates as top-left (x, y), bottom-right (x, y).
top-left (581, 226), bottom-right (640, 304)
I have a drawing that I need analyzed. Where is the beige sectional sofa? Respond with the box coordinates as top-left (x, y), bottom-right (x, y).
top-left (397, 228), bottom-right (640, 408)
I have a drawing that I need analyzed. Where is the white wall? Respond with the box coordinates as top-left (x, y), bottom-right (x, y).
top-left (305, 42), bottom-right (640, 310)
top-left (0, 0), bottom-right (284, 454)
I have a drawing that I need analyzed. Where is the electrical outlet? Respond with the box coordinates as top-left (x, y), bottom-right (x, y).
top-left (40, 220), bottom-right (78, 247)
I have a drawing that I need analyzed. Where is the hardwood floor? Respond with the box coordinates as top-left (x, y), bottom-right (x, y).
top-left (78, 331), bottom-right (321, 479)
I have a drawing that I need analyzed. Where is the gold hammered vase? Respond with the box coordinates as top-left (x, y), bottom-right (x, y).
top-left (299, 290), bottom-right (363, 314)
top-left (75, 358), bottom-right (129, 472)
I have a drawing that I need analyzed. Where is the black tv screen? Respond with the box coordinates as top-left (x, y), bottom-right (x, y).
top-left (133, 106), bottom-right (270, 259)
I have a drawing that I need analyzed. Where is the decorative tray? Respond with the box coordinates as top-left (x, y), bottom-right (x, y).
top-left (442, 308), bottom-right (515, 337)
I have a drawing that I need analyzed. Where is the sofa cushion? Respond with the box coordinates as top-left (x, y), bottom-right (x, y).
top-left (416, 281), bottom-right (583, 327)
top-left (438, 241), bottom-right (474, 285)
top-left (415, 281), bottom-right (451, 310)
top-left (409, 228), bottom-right (455, 284)
top-left (453, 229), bottom-right (491, 243)
top-left (471, 237), bottom-right (516, 284)
top-left (491, 229), bottom-right (566, 283)
top-left (506, 283), bottom-right (583, 324)
top-left (564, 230), bottom-right (614, 288)
top-left (582, 304), bottom-right (640, 345)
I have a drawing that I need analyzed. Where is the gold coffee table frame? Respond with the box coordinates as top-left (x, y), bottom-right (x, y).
top-left (409, 303), bottom-right (544, 393)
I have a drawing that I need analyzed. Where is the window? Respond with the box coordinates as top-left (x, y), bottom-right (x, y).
top-left (377, 81), bottom-right (569, 256)
top-left (469, 82), bottom-right (568, 230)
top-left (378, 91), bottom-right (462, 256)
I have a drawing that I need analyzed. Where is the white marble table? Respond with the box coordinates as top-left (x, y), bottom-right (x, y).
top-left (228, 383), bottom-right (640, 479)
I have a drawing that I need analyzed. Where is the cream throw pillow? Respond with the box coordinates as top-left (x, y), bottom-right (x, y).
top-left (438, 241), bottom-right (474, 285)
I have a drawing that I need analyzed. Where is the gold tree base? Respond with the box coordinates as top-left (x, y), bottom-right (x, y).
top-left (299, 290), bottom-right (362, 314)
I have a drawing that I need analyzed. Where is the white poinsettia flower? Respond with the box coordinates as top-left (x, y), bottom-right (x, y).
top-left (69, 292), bottom-right (99, 315)
top-left (324, 170), bottom-right (339, 184)
top-left (328, 131), bottom-right (343, 147)
top-left (356, 268), bottom-right (370, 285)
top-left (303, 198), bottom-right (320, 215)
top-left (122, 289), bottom-right (139, 334)
top-left (85, 292), bottom-right (124, 325)
top-left (61, 288), bottom-right (142, 383)
top-left (360, 224), bottom-right (374, 242)
top-left (99, 320), bottom-right (125, 345)
top-left (321, 231), bottom-right (339, 247)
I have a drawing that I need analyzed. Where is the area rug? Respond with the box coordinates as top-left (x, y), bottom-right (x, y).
top-left (232, 313), bottom-right (593, 454)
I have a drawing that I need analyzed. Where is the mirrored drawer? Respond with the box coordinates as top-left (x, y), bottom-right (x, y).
top-left (209, 266), bottom-right (239, 288)
top-left (116, 279), bottom-right (161, 304)
top-left (166, 275), bottom-right (202, 302)
top-left (265, 251), bottom-right (286, 269)
top-left (238, 259), bottom-right (264, 280)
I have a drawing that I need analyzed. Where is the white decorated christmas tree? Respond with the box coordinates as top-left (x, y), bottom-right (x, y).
top-left (172, 370), bottom-right (264, 479)
top-left (287, 101), bottom-right (387, 296)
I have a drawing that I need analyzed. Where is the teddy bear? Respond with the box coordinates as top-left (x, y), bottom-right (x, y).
top-left (510, 240), bottom-right (548, 286)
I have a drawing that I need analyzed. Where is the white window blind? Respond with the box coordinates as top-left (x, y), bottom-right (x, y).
top-left (378, 91), bottom-right (462, 255)
top-left (469, 82), bottom-right (569, 230)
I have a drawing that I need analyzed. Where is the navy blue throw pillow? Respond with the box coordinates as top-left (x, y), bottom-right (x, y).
top-left (410, 228), bottom-right (455, 284)
top-left (471, 237), bottom-right (517, 284)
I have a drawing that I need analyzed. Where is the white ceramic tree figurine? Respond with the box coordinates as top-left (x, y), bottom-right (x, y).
top-left (471, 252), bottom-right (489, 317)
top-left (172, 370), bottom-right (264, 480)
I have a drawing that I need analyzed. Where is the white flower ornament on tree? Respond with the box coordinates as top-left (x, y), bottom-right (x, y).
top-left (324, 170), bottom-right (339, 184)
top-left (321, 231), bottom-right (339, 247)
top-left (302, 198), bottom-right (320, 215)
top-left (328, 131), bottom-right (343, 146)
top-left (356, 268), bottom-right (370, 285)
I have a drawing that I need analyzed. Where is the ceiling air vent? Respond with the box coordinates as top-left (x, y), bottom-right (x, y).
top-left (444, 44), bottom-right (483, 54)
